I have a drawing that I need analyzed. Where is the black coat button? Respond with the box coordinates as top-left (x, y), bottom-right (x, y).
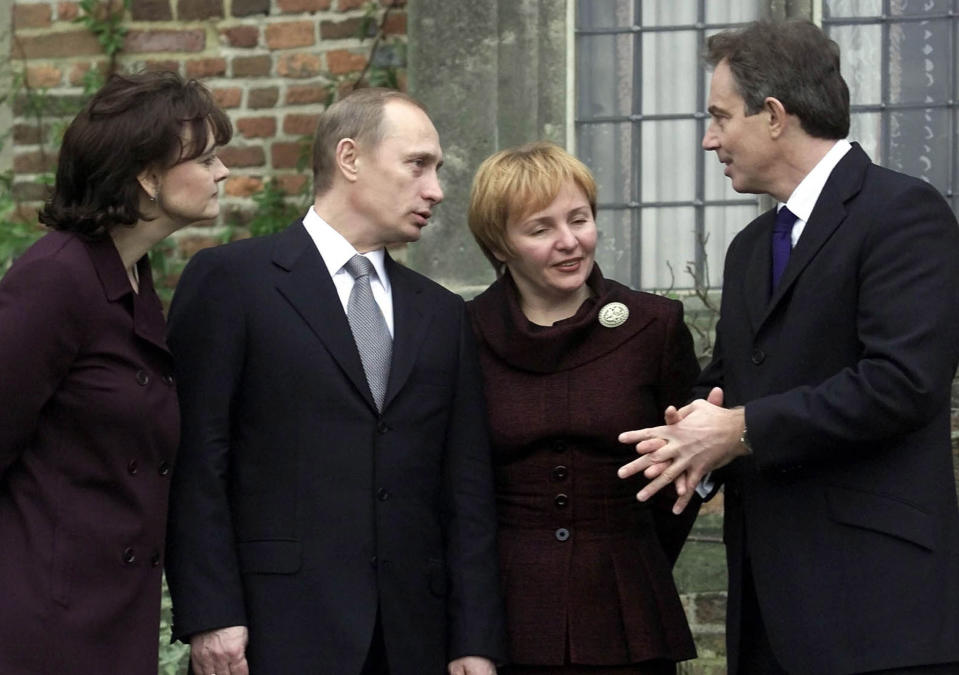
top-left (162, 374), bottom-right (175, 386)
top-left (552, 465), bottom-right (568, 481)
top-left (135, 370), bottom-right (149, 386)
top-left (555, 528), bottom-right (570, 542)
top-left (554, 493), bottom-right (569, 508)
top-left (377, 421), bottom-right (390, 434)
top-left (377, 488), bottom-right (390, 501)
top-left (751, 349), bottom-right (766, 365)
top-left (150, 551), bottom-right (161, 567)
top-left (127, 459), bottom-right (138, 475)
top-left (370, 555), bottom-right (378, 568)
top-left (122, 547), bottom-right (136, 564)
top-left (158, 461), bottom-right (170, 476)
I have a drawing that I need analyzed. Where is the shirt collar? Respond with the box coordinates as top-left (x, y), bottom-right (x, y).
top-left (302, 206), bottom-right (390, 290)
top-left (781, 138), bottom-right (852, 221)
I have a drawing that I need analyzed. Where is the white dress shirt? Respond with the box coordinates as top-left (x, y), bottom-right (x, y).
top-left (779, 138), bottom-right (852, 247)
top-left (301, 206), bottom-right (394, 336)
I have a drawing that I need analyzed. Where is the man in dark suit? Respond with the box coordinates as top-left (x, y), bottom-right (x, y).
top-left (619, 20), bottom-right (959, 675)
top-left (165, 88), bottom-right (506, 675)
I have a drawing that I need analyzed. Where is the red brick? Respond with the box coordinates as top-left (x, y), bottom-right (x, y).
top-left (220, 25), bottom-right (259, 48)
top-left (142, 59), bottom-right (181, 73)
top-left (232, 55), bottom-right (271, 78)
top-left (124, 29), bottom-right (205, 53)
top-left (130, 0), bottom-right (171, 20)
top-left (320, 17), bottom-right (365, 40)
top-left (177, 234), bottom-right (221, 258)
top-left (186, 58), bottom-right (227, 78)
top-left (14, 4), bottom-right (52, 28)
top-left (248, 86), bottom-right (279, 109)
top-left (26, 65), bottom-right (63, 88)
top-left (14, 150), bottom-right (58, 174)
top-left (57, 2), bottom-right (80, 21)
top-left (67, 60), bottom-right (110, 86)
top-left (232, 0), bottom-right (268, 16)
top-left (236, 116), bottom-right (277, 139)
top-left (277, 174), bottom-right (309, 195)
top-left (212, 87), bottom-right (242, 108)
top-left (326, 49), bottom-right (366, 75)
top-left (380, 0), bottom-right (406, 6)
top-left (337, 0), bottom-right (366, 9)
top-left (178, 0), bottom-right (223, 20)
top-left (286, 84), bottom-right (330, 105)
top-left (12, 30), bottom-right (101, 59)
top-left (219, 146), bottom-right (266, 168)
top-left (271, 142), bottom-right (304, 169)
top-left (265, 21), bottom-right (316, 49)
top-left (224, 176), bottom-right (264, 197)
top-left (13, 124), bottom-right (44, 145)
top-left (283, 113), bottom-right (320, 136)
top-left (277, 0), bottom-right (332, 12)
top-left (383, 11), bottom-right (406, 35)
top-left (276, 52), bottom-right (322, 78)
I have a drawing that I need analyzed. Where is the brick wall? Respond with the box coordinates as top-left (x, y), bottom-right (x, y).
top-left (8, 0), bottom-right (406, 286)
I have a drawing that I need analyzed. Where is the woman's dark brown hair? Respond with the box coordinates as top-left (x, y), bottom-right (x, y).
top-left (39, 70), bottom-right (232, 237)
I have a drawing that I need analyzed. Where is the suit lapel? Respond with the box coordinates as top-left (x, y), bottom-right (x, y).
top-left (272, 221), bottom-right (377, 411)
top-left (743, 209), bottom-right (775, 333)
top-left (758, 143), bottom-right (870, 329)
top-left (383, 254), bottom-right (433, 410)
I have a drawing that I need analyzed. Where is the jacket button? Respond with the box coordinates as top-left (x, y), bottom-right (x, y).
top-left (554, 493), bottom-right (569, 508)
top-left (377, 488), bottom-right (390, 501)
top-left (369, 555), bottom-right (378, 568)
top-left (555, 528), bottom-right (570, 542)
top-left (552, 465), bottom-right (568, 481)
top-left (122, 547), bottom-right (136, 564)
top-left (127, 459), bottom-right (139, 475)
top-left (377, 421), bottom-right (390, 434)
top-left (158, 461), bottom-right (171, 476)
top-left (162, 374), bottom-right (175, 386)
top-left (135, 370), bottom-right (150, 386)
top-left (150, 551), bottom-right (161, 567)
top-left (751, 349), bottom-right (765, 365)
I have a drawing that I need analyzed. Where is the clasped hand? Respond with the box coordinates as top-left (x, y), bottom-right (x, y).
top-left (617, 388), bottom-right (746, 514)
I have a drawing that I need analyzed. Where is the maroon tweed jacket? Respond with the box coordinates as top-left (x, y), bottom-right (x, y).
top-left (0, 231), bottom-right (178, 673)
top-left (467, 266), bottom-right (700, 667)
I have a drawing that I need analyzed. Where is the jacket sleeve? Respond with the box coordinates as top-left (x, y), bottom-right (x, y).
top-left (441, 298), bottom-right (508, 664)
top-left (164, 248), bottom-right (249, 642)
top-left (0, 255), bottom-right (86, 479)
top-left (746, 181), bottom-right (959, 471)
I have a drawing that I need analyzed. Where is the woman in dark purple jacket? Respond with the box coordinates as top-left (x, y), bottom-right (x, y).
top-left (466, 142), bottom-right (701, 674)
top-left (0, 72), bottom-right (230, 674)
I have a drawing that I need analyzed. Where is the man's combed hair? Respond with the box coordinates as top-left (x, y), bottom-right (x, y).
top-left (706, 20), bottom-right (850, 140)
top-left (311, 87), bottom-right (427, 196)
top-left (39, 70), bottom-right (232, 238)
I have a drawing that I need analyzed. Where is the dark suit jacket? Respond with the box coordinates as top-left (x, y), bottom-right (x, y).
top-left (165, 221), bottom-right (506, 675)
top-left (468, 267), bottom-right (700, 666)
top-left (699, 144), bottom-right (959, 674)
top-left (0, 231), bottom-right (177, 674)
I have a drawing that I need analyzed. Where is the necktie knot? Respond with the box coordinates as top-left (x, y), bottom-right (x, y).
top-left (345, 254), bottom-right (374, 281)
top-left (774, 206), bottom-right (798, 234)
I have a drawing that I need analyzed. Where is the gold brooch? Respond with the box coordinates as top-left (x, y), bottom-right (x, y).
top-left (598, 302), bottom-right (629, 328)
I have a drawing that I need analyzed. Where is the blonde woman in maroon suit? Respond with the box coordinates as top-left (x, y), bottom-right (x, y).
top-left (467, 142), bottom-right (700, 674)
top-left (0, 71), bottom-right (230, 674)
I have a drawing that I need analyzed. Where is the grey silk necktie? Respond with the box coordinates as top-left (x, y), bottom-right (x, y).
top-left (344, 254), bottom-right (392, 411)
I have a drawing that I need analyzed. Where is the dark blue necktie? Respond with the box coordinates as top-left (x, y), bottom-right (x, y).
top-left (771, 206), bottom-right (798, 293)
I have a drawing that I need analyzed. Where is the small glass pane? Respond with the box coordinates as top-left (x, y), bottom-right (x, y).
top-left (825, 0), bottom-right (884, 18)
top-left (640, 120), bottom-right (698, 203)
top-left (887, 108), bottom-right (953, 193)
top-left (578, 123), bottom-right (633, 205)
top-left (705, 2), bottom-right (760, 24)
top-left (577, 34), bottom-right (635, 118)
top-left (641, 0), bottom-right (697, 26)
top-left (639, 207), bottom-right (696, 290)
top-left (889, 0), bottom-right (954, 16)
top-left (641, 31), bottom-right (699, 114)
top-left (577, 0), bottom-right (634, 30)
top-left (829, 24), bottom-right (883, 106)
top-left (888, 20), bottom-right (953, 104)
top-left (703, 205), bottom-right (759, 287)
top-left (849, 112), bottom-right (883, 165)
top-left (594, 207), bottom-right (634, 286)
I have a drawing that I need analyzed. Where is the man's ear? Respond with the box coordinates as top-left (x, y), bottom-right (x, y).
top-left (136, 166), bottom-right (160, 201)
top-left (335, 138), bottom-right (360, 183)
top-left (764, 96), bottom-right (788, 138)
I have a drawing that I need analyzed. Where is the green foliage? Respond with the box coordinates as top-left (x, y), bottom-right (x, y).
top-left (158, 576), bottom-right (190, 675)
top-left (74, 0), bottom-right (131, 60)
top-left (0, 172), bottom-right (44, 273)
top-left (248, 177), bottom-right (310, 237)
